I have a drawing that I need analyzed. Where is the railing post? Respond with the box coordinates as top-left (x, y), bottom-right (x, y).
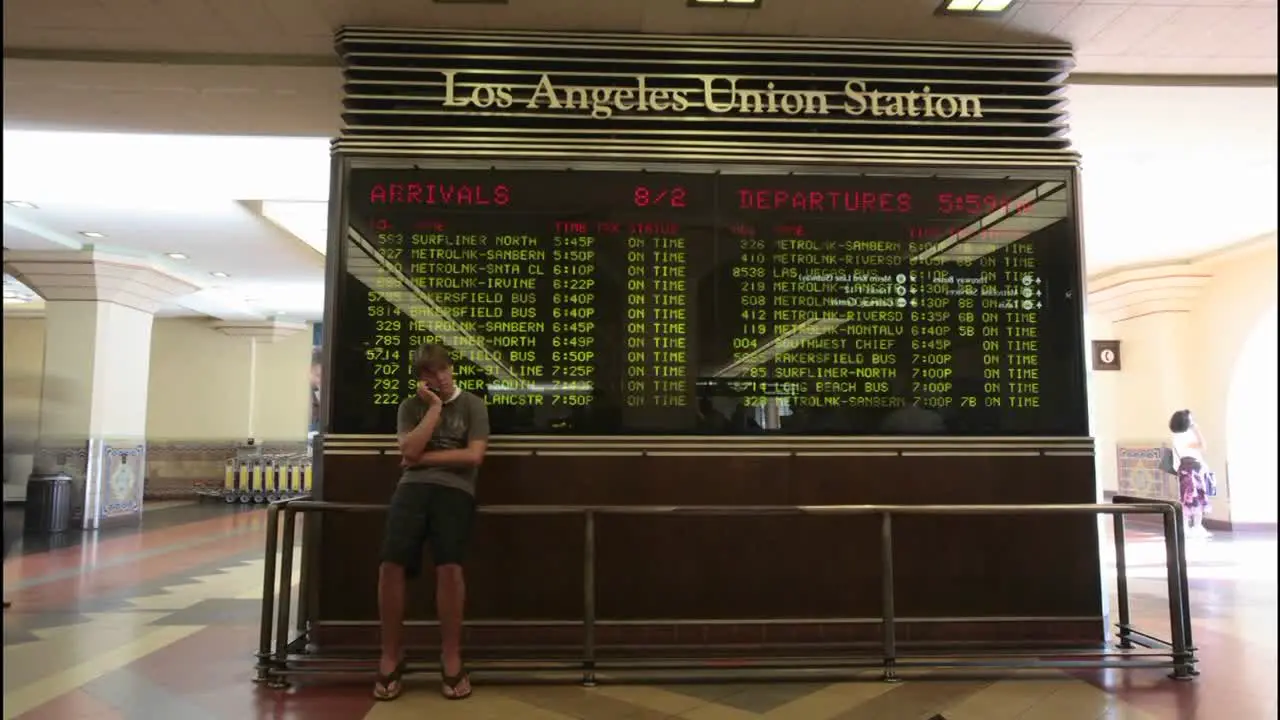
top-left (1112, 511), bottom-right (1132, 649)
top-left (1161, 507), bottom-right (1193, 680)
top-left (254, 502), bottom-right (281, 684)
top-left (272, 505), bottom-right (300, 688)
top-left (1171, 504), bottom-right (1199, 676)
top-left (880, 511), bottom-right (899, 683)
top-left (296, 513), bottom-right (310, 637)
top-left (582, 509), bottom-right (597, 688)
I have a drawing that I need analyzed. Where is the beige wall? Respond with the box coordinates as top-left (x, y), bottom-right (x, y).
top-left (1090, 237), bottom-right (1278, 524)
top-left (146, 317), bottom-right (255, 440)
top-left (146, 318), bottom-right (313, 442)
top-left (1225, 304), bottom-right (1277, 524)
top-left (1188, 241), bottom-right (1279, 524)
top-left (3, 317), bottom-right (46, 448)
top-left (249, 329), bottom-right (314, 442)
top-left (2, 315), bottom-right (312, 444)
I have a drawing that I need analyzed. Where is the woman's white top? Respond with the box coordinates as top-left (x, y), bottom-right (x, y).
top-left (1171, 429), bottom-right (1206, 466)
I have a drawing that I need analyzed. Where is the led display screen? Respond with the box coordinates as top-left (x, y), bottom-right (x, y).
top-left (330, 168), bottom-right (1086, 436)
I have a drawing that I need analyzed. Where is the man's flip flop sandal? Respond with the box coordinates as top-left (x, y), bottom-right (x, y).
top-left (373, 659), bottom-right (407, 701)
top-left (440, 655), bottom-right (472, 700)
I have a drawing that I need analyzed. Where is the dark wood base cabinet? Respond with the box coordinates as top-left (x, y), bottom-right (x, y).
top-left (306, 440), bottom-right (1104, 650)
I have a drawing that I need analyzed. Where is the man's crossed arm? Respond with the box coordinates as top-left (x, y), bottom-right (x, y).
top-left (400, 441), bottom-right (488, 469)
top-left (397, 384), bottom-right (489, 470)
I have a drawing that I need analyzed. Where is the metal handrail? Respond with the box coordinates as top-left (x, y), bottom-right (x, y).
top-left (1110, 494), bottom-right (1198, 675)
top-left (255, 498), bottom-right (1197, 687)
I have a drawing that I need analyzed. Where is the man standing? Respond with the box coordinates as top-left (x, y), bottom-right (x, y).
top-left (374, 344), bottom-right (488, 701)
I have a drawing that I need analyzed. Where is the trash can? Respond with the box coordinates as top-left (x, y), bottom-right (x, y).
top-left (24, 472), bottom-right (73, 534)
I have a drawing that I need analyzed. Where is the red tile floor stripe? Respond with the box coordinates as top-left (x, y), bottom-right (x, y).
top-left (4, 511), bottom-right (266, 584)
top-left (7, 529), bottom-right (267, 611)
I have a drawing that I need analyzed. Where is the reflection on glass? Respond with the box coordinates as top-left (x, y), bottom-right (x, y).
top-left (328, 170), bottom-right (1085, 436)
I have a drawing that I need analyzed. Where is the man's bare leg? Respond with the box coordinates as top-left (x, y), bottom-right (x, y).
top-left (378, 562), bottom-right (407, 676)
top-left (436, 563), bottom-right (469, 694)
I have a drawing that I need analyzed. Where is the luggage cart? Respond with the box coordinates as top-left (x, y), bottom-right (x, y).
top-left (287, 458), bottom-right (304, 497)
top-left (220, 446), bottom-right (313, 505)
top-left (263, 458), bottom-right (281, 503)
top-left (251, 458), bottom-right (267, 504)
top-left (221, 458), bottom-right (239, 503)
top-left (220, 443), bottom-right (264, 504)
top-left (276, 453), bottom-right (312, 499)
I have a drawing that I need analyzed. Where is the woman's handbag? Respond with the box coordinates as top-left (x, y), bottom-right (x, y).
top-left (1158, 447), bottom-right (1177, 475)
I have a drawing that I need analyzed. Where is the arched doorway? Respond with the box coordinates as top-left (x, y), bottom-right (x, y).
top-left (1225, 304), bottom-right (1278, 526)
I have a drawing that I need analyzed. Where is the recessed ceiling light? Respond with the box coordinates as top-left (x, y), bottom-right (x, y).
top-left (5, 201), bottom-right (38, 210)
top-left (688, 0), bottom-right (761, 6)
top-left (80, 231), bottom-right (107, 239)
top-left (211, 271), bottom-right (230, 278)
top-left (166, 252), bottom-right (189, 260)
top-left (937, 0), bottom-right (1014, 13)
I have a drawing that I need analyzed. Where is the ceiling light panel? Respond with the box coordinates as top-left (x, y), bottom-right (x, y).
top-left (689, 0), bottom-right (762, 7)
top-left (80, 231), bottom-right (107, 238)
top-left (938, 0), bottom-right (1014, 14)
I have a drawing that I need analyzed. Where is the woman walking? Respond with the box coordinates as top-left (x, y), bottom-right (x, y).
top-left (1169, 409), bottom-right (1214, 539)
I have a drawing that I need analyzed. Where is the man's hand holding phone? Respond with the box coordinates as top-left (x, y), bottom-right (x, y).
top-left (417, 381), bottom-right (442, 406)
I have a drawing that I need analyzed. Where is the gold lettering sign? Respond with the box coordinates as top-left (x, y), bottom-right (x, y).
top-left (441, 71), bottom-right (984, 120)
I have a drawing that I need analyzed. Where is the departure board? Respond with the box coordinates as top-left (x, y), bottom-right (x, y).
top-left (330, 168), bottom-right (1087, 436)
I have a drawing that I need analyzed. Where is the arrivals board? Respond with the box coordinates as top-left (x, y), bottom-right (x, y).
top-left (330, 168), bottom-right (1086, 436)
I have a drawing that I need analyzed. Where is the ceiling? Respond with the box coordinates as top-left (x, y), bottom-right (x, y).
top-left (2, 0), bottom-right (1275, 136)
top-left (5, 0), bottom-right (1274, 136)
top-left (2, 132), bottom-right (331, 319)
top-left (3, 200), bottom-right (326, 319)
top-left (2, 0), bottom-right (1277, 75)
top-left (1070, 83), bottom-right (1278, 269)
top-left (1, 0), bottom-right (1276, 322)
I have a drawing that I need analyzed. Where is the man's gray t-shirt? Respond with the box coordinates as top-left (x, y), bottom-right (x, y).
top-left (396, 391), bottom-right (490, 496)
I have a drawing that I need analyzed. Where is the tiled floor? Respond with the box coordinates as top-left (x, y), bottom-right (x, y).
top-left (3, 502), bottom-right (1275, 719)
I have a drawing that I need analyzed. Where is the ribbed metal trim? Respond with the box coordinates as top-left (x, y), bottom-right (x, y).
top-left (322, 435), bottom-right (1095, 456)
top-left (335, 27), bottom-right (1076, 167)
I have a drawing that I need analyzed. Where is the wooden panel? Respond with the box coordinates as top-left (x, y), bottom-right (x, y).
top-left (790, 454), bottom-right (1101, 617)
top-left (312, 452), bottom-right (1102, 635)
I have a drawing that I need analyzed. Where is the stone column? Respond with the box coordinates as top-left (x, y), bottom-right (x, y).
top-left (5, 250), bottom-right (199, 529)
